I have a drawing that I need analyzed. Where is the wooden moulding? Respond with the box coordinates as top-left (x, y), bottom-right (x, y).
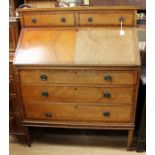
top-left (18, 6), bottom-right (138, 12)
top-left (23, 120), bottom-right (135, 130)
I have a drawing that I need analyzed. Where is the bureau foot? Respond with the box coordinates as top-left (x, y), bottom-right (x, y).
top-left (24, 127), bottom-right (31, 147)
top-left (127, 129), bottom-right (134, 150)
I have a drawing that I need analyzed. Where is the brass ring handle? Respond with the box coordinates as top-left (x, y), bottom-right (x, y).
top-left (16, 4), bottom-right (32, 17)
top-left (40, 73), bottom-right (48, 81)
top-left (45, 112), bottom-right (52, 117)
top-left (42, 90), bottom-right (49, 97)
top-left (103, 111), bottom-right (110, 117)
top-left (61, 17), bottom-right (66, 23)
top-left (18, 4), bottom-right (32, 8)
top-left (104, 74), bottom-right (112, 81)
top-left (119, 16), bottom-right (125, 22)
top-left (32, 18), bottom-right (37, 23)
top-left (88, 17), bottom-right (93, 22)
top-left (103, 91), bottom-right (111, 98)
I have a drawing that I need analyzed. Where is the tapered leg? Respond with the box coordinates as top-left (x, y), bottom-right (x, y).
top-left (127, 129), bottom-right (134, 150)
top-left (24, 126), bottom-right (31, 147)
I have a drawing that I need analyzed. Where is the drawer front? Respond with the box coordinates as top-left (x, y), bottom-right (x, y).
top-left (9, 79), bottom-right (16, 94)
top-left (22, 13), bottom-right (76, 27)
top-left (79, 11), bottom-right (135, 26)
top-left (24, 104), bottom-right (132, 123)
top-left (20, 70), bottom-right (137, 85)
top-left (22, 85), bottom-right (134, 104)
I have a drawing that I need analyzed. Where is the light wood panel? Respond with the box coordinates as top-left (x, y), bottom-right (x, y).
top-left (75, 28), bottom-right (140, 66)
top-left (14, 28), bottom-right (140, 66)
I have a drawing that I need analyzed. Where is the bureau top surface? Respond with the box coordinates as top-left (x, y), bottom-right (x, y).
top-left (18, 6), bottom-right (137, 12)
top-left (14, 27), bottom-right (140, 66)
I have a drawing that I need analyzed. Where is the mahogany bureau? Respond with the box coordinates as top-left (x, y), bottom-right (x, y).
top-left (13, 6), bottom-right (140, 149)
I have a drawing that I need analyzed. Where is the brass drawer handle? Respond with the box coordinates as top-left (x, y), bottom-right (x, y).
top-left (45, 112), bottom-right (52, 117)
top-left (103, 91), bottom-right (111, 98)
top-left (32, 18), bottom-right (37, 23)
top-left (61, 17), bottom-right (66, 23)
top-left (40, 73), bottom-right (48, 81)
top-left (42, 90), bottom-right (49, 97)
top-left (119, 16), bottom-right (125, 22)
top-left (103, 111), bottom-right (110, 117)
top-left (104, 74), bottom-right (112, 81)
top-left (88, 17), bottom-right (93, 23)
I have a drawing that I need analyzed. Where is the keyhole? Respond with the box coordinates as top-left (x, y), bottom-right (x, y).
top-left (74, 88), bottom-right (77, 91)
top-left (74, 72), bottom-right (76, 75)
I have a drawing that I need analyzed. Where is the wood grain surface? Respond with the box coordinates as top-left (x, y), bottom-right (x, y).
top-left (21, 85), bottom-right (135, 104)
top-left (24, 103), bottom-right (132, 122)
top-left (79, 11), bottom-right (135, 26)
top-left (20, 69), bottom-right (137, 85)
top-left (18, 6), bottom-right (138, 12)
top-left (23, 12), bottom-right (76, 27)
top-left (14, 27), bottom-right (140, 66)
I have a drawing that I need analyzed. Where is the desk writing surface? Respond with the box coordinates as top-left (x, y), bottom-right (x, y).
top-left (14, 27), bottom-right (140, 66)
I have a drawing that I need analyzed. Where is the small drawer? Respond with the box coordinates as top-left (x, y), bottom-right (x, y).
top-left (79, 11), bottom-right (135, 26)
top-left (22, 85), bottom-right (135, 104)
top-left (9, 79), bottom-right (16, 94)
top-left (22, 12), bottom-right (76, 27)
top-left (20, 69), bottom-right (137, 85)
top-left (24, 103), bottom-right (132, 123)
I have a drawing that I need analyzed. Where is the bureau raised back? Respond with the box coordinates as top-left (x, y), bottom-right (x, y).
top-left (13, 6), bottom-right (140, 149)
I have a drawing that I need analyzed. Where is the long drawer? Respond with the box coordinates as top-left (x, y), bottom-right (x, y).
top-left (24, 103), bottom-right (132, 123)
top-left (22, 12), bottom-right (76, 27)
top-left (79, 11), bottom-right (135, 26)
top-left (22, 85), bottom-right (134, 104)
top-left (20, 70), bottom-right (137, 85)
